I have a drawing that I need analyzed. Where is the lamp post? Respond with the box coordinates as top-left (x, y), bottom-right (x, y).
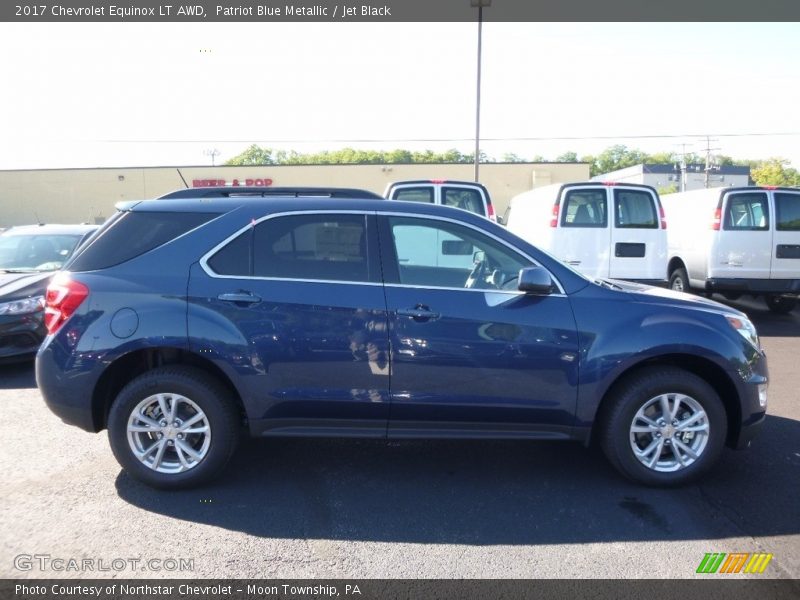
top-left (472, 0), bottom-right (491, 183)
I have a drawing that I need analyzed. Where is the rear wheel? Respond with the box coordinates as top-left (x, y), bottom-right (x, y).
top-left (765, 294), bottom-right (797, 314)
top-left (669, 267), bottom-right (690, 294)
top-left (600, 367), bottom-right (727, 486)
top-left (107, 366), bottom-right (240, 489)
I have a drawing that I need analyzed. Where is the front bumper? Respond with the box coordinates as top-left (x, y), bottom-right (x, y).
top-left (730, 352), bottom-right (769, 450)
top-left (0, 312), bottom-right (45, 361)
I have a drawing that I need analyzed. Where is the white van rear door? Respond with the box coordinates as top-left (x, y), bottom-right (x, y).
top-left (771, 190), bottom-right (800, 278)
top-left (714, 191), bottom-right (772, 279)
top-left (441, 185), bottom-right (488, 219)
top-left (609, 188), bottom-right (666, 281)
top-left (555, 186), bottom-right (610, 278)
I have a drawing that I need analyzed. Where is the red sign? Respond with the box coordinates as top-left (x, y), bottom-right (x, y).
top-left (192, 178), bottom-right (274, 187)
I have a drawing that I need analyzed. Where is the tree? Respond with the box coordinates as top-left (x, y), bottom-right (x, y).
top-left (501, 152), bottom-right (525, 163)
top-left (224, 144), bottom-right (275, 166)
top-left (751, 158), bottom-right (800, 187)
top-left (555, 151), bottom-right (578, 163)
top-left (587, 145), bottom-right (649, 177)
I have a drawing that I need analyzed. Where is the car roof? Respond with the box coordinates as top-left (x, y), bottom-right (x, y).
top-left (2, 223), bottom-right (99, 236)
top-left (159, 186), bottom-right (383, 200)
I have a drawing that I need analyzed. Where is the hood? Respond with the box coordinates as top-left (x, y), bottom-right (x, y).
top-left (0, 271), bottom-right (53, 301)
top-left (598, 278), bottom-right (746, 316)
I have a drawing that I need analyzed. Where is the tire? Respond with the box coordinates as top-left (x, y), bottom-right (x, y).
top-left (765, 294), bottom-right (797, 314)
top-left (668, 267), bottom-right (690, 294)
top-left (599, 367), bottom-right (727, 487)
top-left (107, 366), bottom-right (240, 489)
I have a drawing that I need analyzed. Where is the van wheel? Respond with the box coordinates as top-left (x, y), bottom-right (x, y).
top-left (600, 367), bottom-right (726, 486)
top-left (765, 294), bottom-right (797, 314)
top-left (669, 267), bottom-right (690, 293)
top-left (107, 366), bottom-right (240, 489)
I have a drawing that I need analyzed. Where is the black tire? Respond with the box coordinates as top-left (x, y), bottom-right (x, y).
top-left (599, 367), bottom-right (727, 487)
top-left (668, 267), bottom-right (690, 294)
top-left (765, 294), bottom-right (797, 314)
top-left (107, 366), bottom-right (240, 489)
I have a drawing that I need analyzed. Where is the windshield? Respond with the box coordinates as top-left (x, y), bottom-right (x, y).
top-left (0, 233), bottom-right (84, 272)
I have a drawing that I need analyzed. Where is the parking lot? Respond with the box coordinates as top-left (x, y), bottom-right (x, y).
top-left (1, 297), bottom-right (798, 580)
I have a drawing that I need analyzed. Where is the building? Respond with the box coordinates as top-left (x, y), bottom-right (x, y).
top-left (593, 163), bottom-right (751, 193)
top-left (0, 162), bottom-right (590, 227)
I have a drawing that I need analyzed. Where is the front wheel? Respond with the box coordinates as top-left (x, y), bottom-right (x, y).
top-left (600, 367), bottom-right (727, 486)
top-left (765, 294), bottom-right (797, 314)
top-left (107, 366), bottom-right (240, 489)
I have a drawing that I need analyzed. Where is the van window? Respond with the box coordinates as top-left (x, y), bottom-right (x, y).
top-left (253, 214), bottom-right (374, 282)
top-left (614, 190), bottom-right (657, 229)
top-left (724, 193), bottom-right (769, 231)
top-left (775, 193), bottom-right (800, 231)
top-left (393, 187), bottom-right (434, 204)
top-left (561, 190), bottom-right (607, 228)
top-left (442, 187), bottom-right (485, 216)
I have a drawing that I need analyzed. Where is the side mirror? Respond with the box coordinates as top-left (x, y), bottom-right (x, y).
top-left (518, 266), bottom-right (554, 294)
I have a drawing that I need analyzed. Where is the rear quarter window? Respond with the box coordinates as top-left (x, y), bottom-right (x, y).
top-left (67, 211), bottom-right (214, 271)
top-left (775, 193), bottom-right (800, 231)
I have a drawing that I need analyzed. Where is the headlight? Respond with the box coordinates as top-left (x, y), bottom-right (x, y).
top-left (726, 314), bottom-right (760, 350)
top-left (0, 296), bottom-right (45, 316)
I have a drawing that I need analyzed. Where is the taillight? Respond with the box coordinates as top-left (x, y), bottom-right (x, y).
top-left (549, 202), bottom-right (560, 227)
top-left (659, 204), bottom-right (667, 229)
top-left (711, 207), bottom-right (721, 230)
top-left (486, 202), bottom-right (496, 222)
top-left (44, 274), bottom-right (89, 334)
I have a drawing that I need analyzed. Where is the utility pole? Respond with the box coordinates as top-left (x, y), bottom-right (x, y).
top-left (204, 148), bottom-right (221, 166)
top-left (674, 143), bottom-right (689, 192)
top-left (472, 0), bottom-right (491, 183)
top-left (700, 136), bottom-right (721, 189)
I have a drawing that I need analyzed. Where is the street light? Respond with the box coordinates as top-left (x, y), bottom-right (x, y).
top-left (472, 0), bottom-right (491, 183)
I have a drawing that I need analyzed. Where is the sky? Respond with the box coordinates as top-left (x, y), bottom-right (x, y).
top-left (1, 22), bottom-right (799, 170)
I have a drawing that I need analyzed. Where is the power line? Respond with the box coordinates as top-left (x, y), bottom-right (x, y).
top-left (79, 132), bottom-right (800, 144)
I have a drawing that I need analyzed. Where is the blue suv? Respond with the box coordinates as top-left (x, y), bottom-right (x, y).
top-left (36, 190), bottom-right (768, 488)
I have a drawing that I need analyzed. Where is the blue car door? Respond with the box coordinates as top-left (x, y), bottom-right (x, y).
top-left (377, 213), bottom-right (580, 438)
top-left (187, 211), bottom-right (391, 437)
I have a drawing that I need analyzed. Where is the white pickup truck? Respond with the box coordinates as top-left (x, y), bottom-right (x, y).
top-left (384, 180), bottom-right (498, 222)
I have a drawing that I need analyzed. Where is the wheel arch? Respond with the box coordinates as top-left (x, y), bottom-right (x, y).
top-left (667, 256), bottom-right (687, 277)
top-left (591, 353), bottom-right (741, 448)
top-left (91, 347), bottom-right (246, 431)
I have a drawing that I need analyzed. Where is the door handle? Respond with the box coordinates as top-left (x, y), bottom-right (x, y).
top-left (397, 306), bottom-right (440, 321)
top-left (217, 292), bottom-right (262, 304)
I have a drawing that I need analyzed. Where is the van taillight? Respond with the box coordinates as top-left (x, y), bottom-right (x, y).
top-left (659, 204), bottom-right (667, 229)
top-left (44, 274), bottom-right (89, 334)
top-left (711, 207), bottom-right (722, 231)
top-left (549, 202), bottom-right (559, 227)
top-left (486, 202), bottom-right (496, 222)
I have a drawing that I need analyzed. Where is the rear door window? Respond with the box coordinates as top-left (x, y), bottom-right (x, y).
top-left (775, 193), bottom-right (800, 231)
top-left (392, 187), bottom-right (434, 204)
top-left (614, 190), bottom-right (658, 228)
top-left (442, 187), bottom-right (486, 216)
top-left (561, 189), bottom-right (607, 227)
top-left (723, 193), bottom-right (769, 230)
top-left (252, 213), bottom-right (378, 283)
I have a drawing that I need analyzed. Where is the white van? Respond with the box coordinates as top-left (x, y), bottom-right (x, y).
top-left (384, 180), bottom-right (497, 222)
top-left (662, 186), bottom-right (800, 313)
top-left (505, 182), bottom-right (667, 283)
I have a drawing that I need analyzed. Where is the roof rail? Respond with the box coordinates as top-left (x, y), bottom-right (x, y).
top-left (158, 187), bottom-right (383, 200)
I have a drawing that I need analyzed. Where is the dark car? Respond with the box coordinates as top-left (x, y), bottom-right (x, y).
top-left (35, 192), bottom-right (768, 489)
top-left (0, 224), bottom-right (98, 361)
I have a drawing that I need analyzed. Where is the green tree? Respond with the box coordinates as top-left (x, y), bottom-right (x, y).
top-left (501, 152), bottom-right (525, 163)
top-left (751, 158), bottom-right (800, 186)
top-left (224, 144), bottom-right (275, 166)
top-left (587, 145), bottom-right (649, 177)
top-left (555, 151), bottom-right (578, 163)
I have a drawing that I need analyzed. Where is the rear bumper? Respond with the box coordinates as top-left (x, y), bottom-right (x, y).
top-left (706, 278), bottom-right (800, 295)
top-left (36, 342), bottom-right (100, 432)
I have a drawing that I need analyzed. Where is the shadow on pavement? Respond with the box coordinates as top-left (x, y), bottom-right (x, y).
top-left (0, 360), bottom-right (36, 390)
top-left (116, 413), bottom-right (800, 545)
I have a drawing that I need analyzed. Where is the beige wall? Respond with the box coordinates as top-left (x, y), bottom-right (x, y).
top-left (0, 162), bottom-right (589, 227)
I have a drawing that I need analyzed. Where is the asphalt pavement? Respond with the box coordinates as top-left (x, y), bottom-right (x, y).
top-left (1, 298), bottom-right (798, 580)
